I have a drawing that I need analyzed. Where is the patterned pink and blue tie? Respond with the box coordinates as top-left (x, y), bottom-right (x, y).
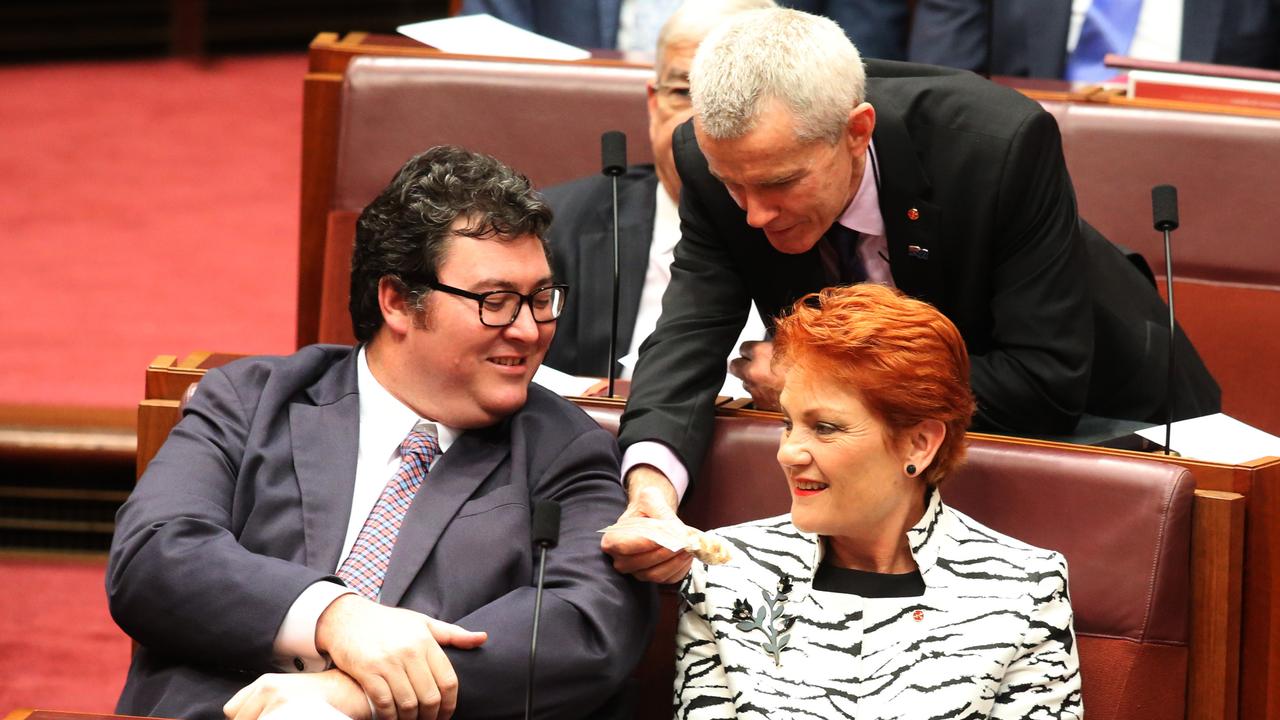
top-left (338, 424), bottom-right (440, 601)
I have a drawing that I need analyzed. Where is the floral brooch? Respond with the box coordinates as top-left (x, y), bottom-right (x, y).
top-left (731, 576), bottom-right (795, 666)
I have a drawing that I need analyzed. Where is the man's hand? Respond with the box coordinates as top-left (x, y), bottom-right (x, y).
top-left (224, 669), bottom-right (369, 720)
top-left (601, 466), bottom-right (692, 584)
top-left (729, 340), bottom-right (783, 411)
top-left (315, 594), bottom-right (487, 720)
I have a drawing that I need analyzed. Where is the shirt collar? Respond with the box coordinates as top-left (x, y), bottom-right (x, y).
top-left (357, 345), bottom-right (459, 465)
top-left (796, 483), bottom-right (945, 589)
top-left (836, 140), bottom-right (885, 237)
top-left (905, 485), bottom-right (945, 579)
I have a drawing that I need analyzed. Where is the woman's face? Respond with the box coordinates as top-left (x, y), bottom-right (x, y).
top-left (776, 363), bottom-right (922, 543)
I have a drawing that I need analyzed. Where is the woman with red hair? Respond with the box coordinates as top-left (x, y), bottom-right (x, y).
top-left (674, 284), bottom-right (1082, 719)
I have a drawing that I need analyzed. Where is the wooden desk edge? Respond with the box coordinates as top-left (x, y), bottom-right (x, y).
top-left (1188, 490), bottom-right (1246, 720)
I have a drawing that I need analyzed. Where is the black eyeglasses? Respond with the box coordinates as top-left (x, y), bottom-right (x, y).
top-left (426, 280), bottom-right (569, 328)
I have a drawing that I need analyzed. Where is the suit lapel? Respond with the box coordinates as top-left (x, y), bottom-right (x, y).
top-left (579, 171), bottom-right (658, 370)
top-left (868, 86), bottom-right (946, 309)
top-left (378, 425), bottom-right (510, 606)
top-left (291, 350), bottom-right (361, 573)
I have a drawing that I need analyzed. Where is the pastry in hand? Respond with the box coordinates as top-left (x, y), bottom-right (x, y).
top-left (600, 517), bottom-right (731, 564)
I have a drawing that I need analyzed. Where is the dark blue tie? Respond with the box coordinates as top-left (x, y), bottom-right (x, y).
top-left (830, 224), bottom-right (866, 285)
top-left (1066, 0), bottom-right (1144, 82)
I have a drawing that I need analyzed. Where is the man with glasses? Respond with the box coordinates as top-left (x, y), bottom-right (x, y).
top-left (541, 0), bottom-right (771, 380)
top-left (108, 145), bottom-right (653, 720)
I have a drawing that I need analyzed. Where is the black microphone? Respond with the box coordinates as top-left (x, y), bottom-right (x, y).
top-left (1152, 185), bottom-right (1179, 455)
top-left (600, 131), bottom-right (627, 398)
top-left (601, 131), bottom-right (627, 177)
top-left (525, 500), bottom-right (561, 720)
top-left (531, 499), bottom-right (561, 549)
top-left (1153, 185), bottom-right (1179, 232)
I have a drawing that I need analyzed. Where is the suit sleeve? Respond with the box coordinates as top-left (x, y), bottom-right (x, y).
top-left (673, 564), bottom-right (736, 719)
top-left (969, 108), bottom-right (1093, 434)
top-left (990, 553), bottom-right (1083, 719)
top-left (106, 368), bottom-right (333, 672)
top-left (445, 425), bottom-right (656, 719)
top-left (618, 126), bottom-right (753, 480)
top-left (907, 0), bottom-right (990, 72)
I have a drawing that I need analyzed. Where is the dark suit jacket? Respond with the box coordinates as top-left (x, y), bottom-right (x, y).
top-left (908, 0), bottom-right (1280, 77)
top-left (107, 345), bottom-right (653, 720)
top-left (543, 165), bottom-right (658, 378)
top-left (460, 0), bottom-right (622, 50)
top-left (618, 60), bottom-right (1219, 480)
top-left (462, 0), bottom-right (911, 60)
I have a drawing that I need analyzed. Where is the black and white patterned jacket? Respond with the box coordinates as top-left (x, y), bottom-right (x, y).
top-left (674, 489), bottom-right (1083, 719)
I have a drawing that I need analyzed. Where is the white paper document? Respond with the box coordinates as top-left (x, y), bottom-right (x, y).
top-left (398, 14), bottom-right (591, 62)
top-left (1136, 413), bottom-right (1280, 465)
top-left (533, 364), bottom-right (601, 398)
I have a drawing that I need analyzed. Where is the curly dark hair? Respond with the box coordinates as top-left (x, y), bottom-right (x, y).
top-left (348, 145), bottom-right (553, 342)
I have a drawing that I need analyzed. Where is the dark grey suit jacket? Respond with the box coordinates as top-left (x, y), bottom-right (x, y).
top-left (107, 345), bottom-right (653, 720)
top-left (618, 60), bottom-right (1219, 480)
top-left (543, 165), bottom-right (658, 378)
top-left (908, 0), bottom-right (1280, 77)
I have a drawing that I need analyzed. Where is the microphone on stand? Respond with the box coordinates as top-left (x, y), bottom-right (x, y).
top-left (525, 500), bottom-right (561, 720)
top-left (601, 131), bottom-right (627, 398)
top-left (1152, 185), bottom-right (1180, 456)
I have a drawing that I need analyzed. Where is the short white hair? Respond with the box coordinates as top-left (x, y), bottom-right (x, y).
top-left (655, 0), bottom-right (777, 73)
top-left (691, 8), bottom-right (865, 144)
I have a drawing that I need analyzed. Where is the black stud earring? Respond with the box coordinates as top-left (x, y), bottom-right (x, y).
top-left (905, 464), bottom-right (917, 477)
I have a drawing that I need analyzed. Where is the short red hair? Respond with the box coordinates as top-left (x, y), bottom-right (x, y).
top-left (772, 284), bottom-right (976, 486)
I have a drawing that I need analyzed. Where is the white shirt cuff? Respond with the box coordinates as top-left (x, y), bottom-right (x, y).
top-left (273, 580), bottom-right (354, 673)
top-left (621, 441), bottom-right (690, 502)
top-left (259, 696), bottom-right (356, 720)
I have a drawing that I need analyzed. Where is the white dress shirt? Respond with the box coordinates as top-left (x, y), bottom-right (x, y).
top-left (623, 183), bottom-right (769, 400)
top-left (272, 346), bottom-right (459, 672)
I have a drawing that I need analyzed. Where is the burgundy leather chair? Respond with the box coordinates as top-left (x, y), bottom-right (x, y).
top-left (1056, 103), bottom-right (1280, 434)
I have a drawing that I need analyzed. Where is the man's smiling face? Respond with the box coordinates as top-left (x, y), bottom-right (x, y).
top-left (398, 220), bottom-right (556, 428)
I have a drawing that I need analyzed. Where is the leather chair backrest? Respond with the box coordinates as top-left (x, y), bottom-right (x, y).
top-left (335, 56), bottom-right (654, 212)
top-left (316, 56), bottom-right (654, 345)
top-left (578, 401), bottom-right (1194, 720)
top-left (949, 440), bottom-right (1193, 719)
top-left (1058, 103), bottom-right (1280, 287)
top-left (1052, 101), bottom-right (1280, 434)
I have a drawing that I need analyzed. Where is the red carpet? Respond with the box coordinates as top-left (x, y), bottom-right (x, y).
top-left (0, 54), bottom-right (305, 412)
top-left (0, 556), bottom-right (131, 714)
